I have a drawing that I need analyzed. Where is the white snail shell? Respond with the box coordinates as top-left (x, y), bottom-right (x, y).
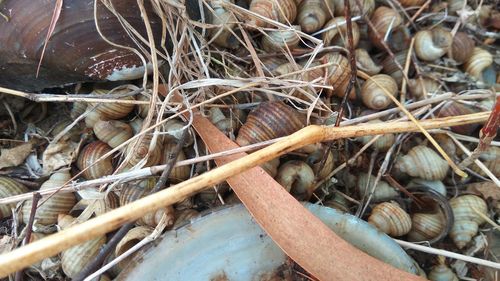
top-left (449, 195), bottom-right (488, 249)
top-left (395, 145), bottom-right (449, 181)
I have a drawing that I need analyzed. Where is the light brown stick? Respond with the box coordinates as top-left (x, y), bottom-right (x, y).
top-left (0, 112), bottom-right (489, 277)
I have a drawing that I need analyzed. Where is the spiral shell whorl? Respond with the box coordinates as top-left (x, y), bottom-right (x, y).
top-left (89, 89), bottom-right (135, 120)
top-left (464, 47), bottom-right (493, 80)
top-left (361, 74), bottom-right (398, 110)
top-left (414, 28), bottom-right (452, 61)
top-left (369, 6), bottom-right (403, 49)
top-left (449, 195), bottom-right (488, 249)
top-left (275, 160), bottom-right (316, 200)
top-left (448, 32), bottom-right (475, 64)
top-left (93, 120), bottom-right (133, 149)
top-left (77, 141), bottom-right (114, 180)
top-left (247, 0), bottom-right (297, 28)
top-left (368, 201), bottom-right (412, 237)
top-left (428, 263), bottom-right (458, 281)
top-left (323, 17), bottom-right (360, 48)
top-left (357, 173), bottom-right (398, 202)
top-left (297, 0), bottom-right (334, 33)
top-left (395, 145), bottom-right (449, 180)
top-left (261, 26), bottom-right (301, 52)
top-left (322, 52), bottom-right (354, 99)
top-left (0, 177), bottom-right (29, 219)
top-left (407, 213), bottom-right (445, 242)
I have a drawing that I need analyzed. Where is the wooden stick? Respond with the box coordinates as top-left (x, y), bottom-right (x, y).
top-left (0, 112), bottom-right (489, 277)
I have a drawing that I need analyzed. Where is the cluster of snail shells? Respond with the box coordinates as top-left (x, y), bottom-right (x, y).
top-left (368, 201), bottom-right (412, 237)
top-left (0, 177), bottom-right (29, 219)
top-left (449, 195), bottom-right (488, 249)
top-left (22, 170), bottom-right (76, 226)
top-left (394, 145), bottom-right (449, 181)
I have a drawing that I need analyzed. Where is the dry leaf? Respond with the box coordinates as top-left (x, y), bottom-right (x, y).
top-left (0, 141), bottom-right (33, 169)
top-left (467, 182), bottom-right (500, 201)
top-left (42, 140), bottom-right (79, 175)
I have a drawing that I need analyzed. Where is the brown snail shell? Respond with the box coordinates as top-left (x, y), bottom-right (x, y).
top-left (436, 101), bottom-right (479, 135)
top-left (162, 141), bottom-right (190, 183)
top-left (0, 177), bottom-right (29, 219)
top-left (433, 133), bottom-right (457, 159)
top-left (209, 0), bottom-right (239, 49)
top-left (324, 194), bottom-right (350, 213)
top-left (414, 28), bottom-right (453, 61)
top-left (357, 172), bottom-right (398, 202)
top-left (395, 145), bottom-right (449, 181)
top-left (447, 32), bottom-right (475, 64)
top-left (138, 205), bottom-right (176, 228)
top-left (369, 6), bottom-right (403, 50)
top-left (275, 160), bottom-right (316, 200)
top-left (332, 0), bottom-right (375, 17)
top-left (397, 0), bottom-right (426, 7)
top-left (357, 120), bottom-right (396, 151)
top-left (407, 213), bottom-right (446, 242)
top-left (22, 171), bottom-right (76, 226)
top-left (262, 26), bottom-right (301, 52)
top-left (322, 17), bottom-right (360, 48)
top-left (89, 89), bottom-right (136, 119)
top-left (428, 262), bottom-right (458, 281)
top-left (361, 74), bottom-right (398, 110)
top-left (59, 214), bottom-right (106, 278)
top-left (321, 52), bottom-right (355, 99)
top-left (381, 50), bottom-right (411, 86)
top-left (77, 141), bottom-right (114, 180)
top-left (449, 195), bottom-right (488, 249)
top-left (472, 146), bottom-right (500, 177)
top-left (408, 77), bottom-right (441, 100)
top-left (297, 0), bottom-right (335, 33)
top-left (464, 47), bottom-right (493, 80)
top-left (368, 201), bottom-right (412, 237)
top-left (236, 101), bottom-right (305, 146)
top-left (355, 48), bottom-right (382, 76)
top-left (247, 0), bottom-right (297, 28)
top-left (126, 133), bottom-right (163, 167)
top-left (93, 120), bottom-right (133, 149)
top-left (119, 178), bottom-right (156, 206)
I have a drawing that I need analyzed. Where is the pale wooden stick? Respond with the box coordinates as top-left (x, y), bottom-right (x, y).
top-left (0, 112), bottom-right (489, 277)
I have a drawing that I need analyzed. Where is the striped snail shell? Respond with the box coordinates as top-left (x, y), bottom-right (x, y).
top-left (261, 57), bottom-right (288, 75)
top-left (407, 213), bottom-right (446, 242)
top-left (162, 141), bottom-right (190, 183)
top-left (0, 177), bottom-right (29, 219)
top-left (119, 178), bottom-right (156, 206)
top-left (209, 0), bottom-right (239, 49)
top-left (138, 205), bottom-right (176, 228)
top-left (471, 146), bottom-right (500, 177)
top-left (126, 133), bottom-right (163, 167)
top-left (236, 101), bottom-right (305, 146)
top-left (436, 101), bottom-right (480, 135)
top-left (84, 106), bottom-right (105, 128)
top-left (361, 74), bottom-right (398, 110)
top-left (93, 120), bottom-right (133, 149)
top-left (408, 77), bottom-right (441, 100)
top-left (464, 47), bottom-right (493, 80)
top-left (369, 6), bottom-right (403, 49)
top-left (297, 0), bottom-right (335, 33)
top-left (332, 0), bottom-right (375, 17)
top-left (59, 214), bottom-right (106, 278)
top-left (262, 26), bottom-right (301, 52)
top-left (368, 201), bottom-right (412, 237)
top-left (414, 28), bottom-right (452, 61)
top-left (22, 170), bottom-right (76, 226)
top-left (395, 145), bottom-right (449, 181)
top-left (275, 160), bottom-right (316, 200)
top-left (448, 32), bottom-right (475, 64)
top-left (428, 261), bottom-right (458, 281)
top-left (449, 195), bottom-right (488, 249)
top-left (397, 0), bottom-right (426, 7)
top-left (355, 48), bottom-right (382, 76)
top-left (357, 172), bottom-right (398, 202)
top-left (323, 17), bottom-right (360, 49)
top-left (357, 119), bottom-right (396, 151)
top-left (324, 194), bottom-right (350, 213)
top-left (76, 141), bottom-right (114, 180)
top-left (321, 52), bottom-right (355, 99)
top-left (247, 0), bottom-right (297, 28)
top-left (89, 89), bottom-right (135, 119)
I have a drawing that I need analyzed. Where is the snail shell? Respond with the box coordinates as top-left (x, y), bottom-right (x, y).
top-left (275, 160), bottom-right (316, 200)
top-left (357, 172), bottom-right (398, 202)
top-left (368, 201), bottom-right (412, 237)
top-left (162, 141), bottom-right (190, 183)
top-left (436, 101), bottom-right (480, 135)
top-left (93, 120), bottom-right (133, 149)
top-left (236, 101), bottom-right (305, 146)
top-left (397, 0), bottom-right (426, 6)
top-left (321, 52), bottom-right (355, 99)
top-left (129, 118), bottom-right (143, 135)
top-left (261, 57), bottom-right (288, 75)
top-left (0, 177), bottom-right (29, 219)
top-left (22, 171), bottom-right (76, 226)
top-left (261, 158), bottom-right (280, 178)
top-left (357, 120), bottom-right (396, 151)
top-left (59, 214), bottom-right (106, 278)
top-left (173, 208), bottom-right (200, 228)
top-left (84, 106), bottom-right (105, 128)
top-left (433, 133), bottom-right (457, 158)
top-left (361, 74), bottom-right (398, 110)
top-left (136, 94), bottom-right (150, 119)
top-left (407, 213), bottom-right (445, 242)
top-left (322, 17), bottom-right (360, 49)
top-left (449, 195), bottom-right (488, 249)
top-left (428, 262), bottom-right (458, 281)
top-left (324, 194), bottom-right (350, 213)
top-left (297, 0), bottom-right (335, 33)
top-left (163, 119), bottom-right (194, 147)
top-left (89, 89), bottom-right (135, 119)
top-left (126, 133), bottom-right (163, 167)
top-left (138, 205), bottom-right (176, 228)
top-left (70, 101), bottom-right (87, 120)
top-left (408, 77), bottom-right (441, 100)
top-left (115, 226), bottom-right (153, 268)
top-left (369, 6), bottom-right (403, 49)
top-left (247, 0), bottom-right (297, 28)
top-left (414, 28), bottom-right (453, 61)
top-left (464, 47), bottom-right (493, 80)
top-left (472, 146), bottom-right (500, 177)
top-left (395, 145), bottom-right (449, 181)
top-left (76, 141), bottom-right (114, 180)
top-left (306, 148), bottom-right (335, 180)
top-left (381, 50), bottom-right (411, 86)
top-left (355, 48), bottom-right (382, 76)
top-left (209, 0), bottom-right (239, 49)
top-left (332, 0), bottom-right (375, 17)
top-left (407, 178), bottom-right (447, 196)
top-left (448, 32), bottom-right (475, 64)
top-left (261, 26), bottom-right (301, 52)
